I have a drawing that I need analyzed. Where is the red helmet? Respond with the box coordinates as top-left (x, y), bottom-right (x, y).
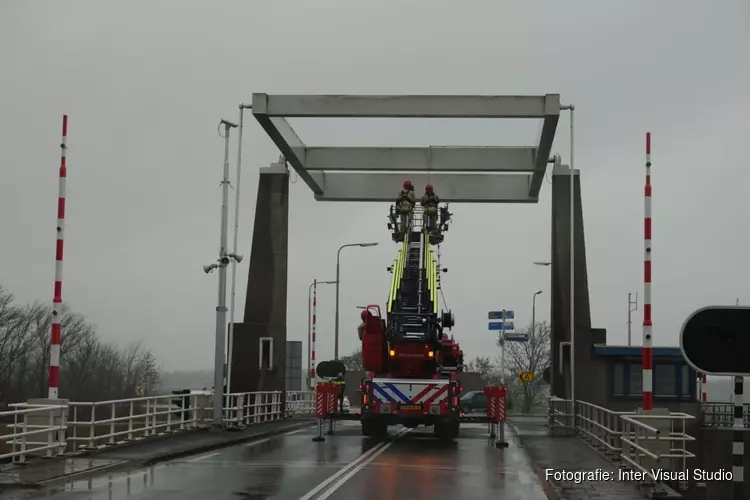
top-left (361, 310), bottom-right (368, 320)
top-left (425, 184), bottom-right (434, 193)
top-left (403, 180), bottom-right (413, 189)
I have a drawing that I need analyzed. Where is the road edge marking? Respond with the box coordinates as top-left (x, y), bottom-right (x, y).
top-left (297, 428), bottom-right (409, 500)
top-left (244, 438), bottom-right (270, 447)
top-left (185, 451), bottom-right (221, 462)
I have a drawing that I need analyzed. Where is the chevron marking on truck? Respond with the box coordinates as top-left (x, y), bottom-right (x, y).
top-left (421, 384), bottom-right (449, 405)
top-left (372, 380), bottom-right (449, 405)
top-left (373, 384), bottom-right (398, 403)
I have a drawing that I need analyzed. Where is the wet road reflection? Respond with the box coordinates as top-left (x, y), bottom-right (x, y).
top-left (0, 422), bottom-right (546, 500)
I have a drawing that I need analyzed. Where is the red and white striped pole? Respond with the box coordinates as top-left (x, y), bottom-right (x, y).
top-left (310, 279), bottom-right (317, 389)
top-left (701, 373), bottom-right (707, 402)
top-left (49, 115), bottom-right (68, 399)
top-left (642, 132), bottom-right (653, 411)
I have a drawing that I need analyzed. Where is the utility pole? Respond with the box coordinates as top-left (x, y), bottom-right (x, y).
top-left (203, 119), bottom-right (243, 428)
top-left (627, 292), bottom-right (638, 346)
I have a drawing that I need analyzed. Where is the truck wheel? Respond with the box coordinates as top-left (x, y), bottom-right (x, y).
top-left (445, 421), bottom-right (459, 439)
top-left (373, 421), bottom-right (389, 440)
top-left (362, 420), bottom-right (387, 439)
top-left (361, 420), bottom-right (373, 437)
top-left (434, 421), bottom-right (459, 440)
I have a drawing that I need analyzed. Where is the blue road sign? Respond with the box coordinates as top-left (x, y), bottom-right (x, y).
top-left (488, 310), bottom-right (514, 320)
top-left (489, 321), bottom-right (515, 331)
top-left (504, 333), bottom-right (529, 342)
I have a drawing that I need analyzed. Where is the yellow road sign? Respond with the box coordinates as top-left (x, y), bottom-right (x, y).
top-left (519, 371), bottom-right (535, 383)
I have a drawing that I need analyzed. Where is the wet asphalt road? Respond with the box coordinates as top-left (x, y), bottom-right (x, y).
top-left (2, 421), bottom-right (547, 500)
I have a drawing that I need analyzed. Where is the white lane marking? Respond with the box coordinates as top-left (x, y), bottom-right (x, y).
top-left (284, 429), bottom-right (304, 435)
top-left (245, 438), bottom-right (270, 447)
top-left (315, 439), bottom-right (397, 500)
top-left (185, 451), bottom-right (221, 462)
top-left (297, 428), bottom-right (409, 500)
top-left (296, 443), bottom-right (387, 500)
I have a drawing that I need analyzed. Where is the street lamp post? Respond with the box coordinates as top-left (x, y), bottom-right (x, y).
top-left (532, 290), bottom-right (543, 335)
top-left (308, 279), bottom-right (336, 388)
top-left (533, 261), bottom-right (551, 395)
top-left (334, 242), bottom-right (379, 360)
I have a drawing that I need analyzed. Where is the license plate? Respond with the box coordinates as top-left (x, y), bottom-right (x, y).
top-left (399, 404), bottom-right (423, 411)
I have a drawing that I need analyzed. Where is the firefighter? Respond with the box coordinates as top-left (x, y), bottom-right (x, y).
top-left (357, 310), bottom-right (369, 341)
top-left (421, 184), bottom-right (440, 232)
top-left (334, 372), bottom-right (347, 411)
top-left (396, 180), bottom-right (416, 234)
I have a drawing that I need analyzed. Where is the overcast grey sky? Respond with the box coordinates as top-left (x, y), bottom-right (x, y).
top-left (1, 0), bottom-right (749, 372)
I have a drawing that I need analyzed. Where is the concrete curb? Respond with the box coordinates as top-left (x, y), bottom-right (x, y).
top-left (507, 422), bottom-right (566, 500)
top-left (74, 428), bottom-right (203, 458)
top-left (140, 420), bottom-right (315, 467)
top-left (0, 419), bottom-right (315, 491)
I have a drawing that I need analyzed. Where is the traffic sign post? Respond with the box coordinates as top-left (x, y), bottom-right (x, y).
top-left (680, 305), bottom-right (750, 500)
top-left (488, 309), bottom-right (514, 387)
top-left (489, 322), bottom-right (515, 331)
top-left (489, 310), bottom-right (514, 320)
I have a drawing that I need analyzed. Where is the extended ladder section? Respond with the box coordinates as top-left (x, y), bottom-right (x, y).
top-left (386, 223), bottom-right (440, 342)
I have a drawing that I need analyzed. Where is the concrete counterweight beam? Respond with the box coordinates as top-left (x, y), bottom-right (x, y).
top-left (309, 172), bottom-right (535, 203)
top-left (305, 146), bottom-right (537, 172)
top-left (251, 93), bottom-right (561, 202)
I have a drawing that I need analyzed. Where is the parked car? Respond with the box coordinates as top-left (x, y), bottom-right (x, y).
top-left (459, 389), bottom-right (513, 415)
top-left (459, 391), bottom-right (487, 414)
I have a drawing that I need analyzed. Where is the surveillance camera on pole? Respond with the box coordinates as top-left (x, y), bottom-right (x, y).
top-left (204, 118), bottom-right (240, 429)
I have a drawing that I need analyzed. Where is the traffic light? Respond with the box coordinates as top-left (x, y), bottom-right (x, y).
top-left (680, 306), bottom-right (750, 376)
top-left (316, 360), bottom-right (346, 379)
top-left (171, 389), bottom-right (191, 421)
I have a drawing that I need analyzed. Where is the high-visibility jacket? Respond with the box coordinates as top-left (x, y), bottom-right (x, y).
top-left (397, 189), bottom-right (416, 212)
top-left (421, 193), bottom-right (440, 213)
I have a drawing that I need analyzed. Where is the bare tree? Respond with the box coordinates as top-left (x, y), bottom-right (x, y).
top-left (340, 348), bottom-right (363, 371)
top-left (505, 321), bottom-right (551, 413)
top-left (465, 356), bottom-right (502, 386)
top-left (120, 341), bottom-right (160, 396)
top-left (0, 287), bottom-right (36, 404)
top-left (0, 284), bottom-right (162, 405)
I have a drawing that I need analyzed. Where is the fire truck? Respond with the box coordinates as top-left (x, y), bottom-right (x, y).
top-left (357, 204), bottom-right (464, 440)
top-left (313, 204), bottom-right (507, 444)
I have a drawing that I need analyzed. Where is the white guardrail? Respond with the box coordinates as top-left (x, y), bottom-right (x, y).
top-left (548, 397), bottom-right (696, 494)
top-left (0, 390), bottom-right (314, 464)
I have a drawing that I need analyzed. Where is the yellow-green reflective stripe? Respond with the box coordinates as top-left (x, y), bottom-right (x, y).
top-left (387, 236), bottom-right (410, 313)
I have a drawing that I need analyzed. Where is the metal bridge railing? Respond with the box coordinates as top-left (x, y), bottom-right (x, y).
top-left (701, 401), bottom-right (750, 427)
top-left (0, 404), bottom-right (67, 464)
top-left (547, 398), bottom-right (696, 493)
top-left (286, 391), bottom-right (315, 417)
top-left (3, 390), bottom-right (315, 464)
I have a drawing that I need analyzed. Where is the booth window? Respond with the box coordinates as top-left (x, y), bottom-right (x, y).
top-left (611, 361), bottom-right (694, 400)
top-left (612, 363), bottom-right (625, 396)
top-left (259, 337), bottom-right (273, 370)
